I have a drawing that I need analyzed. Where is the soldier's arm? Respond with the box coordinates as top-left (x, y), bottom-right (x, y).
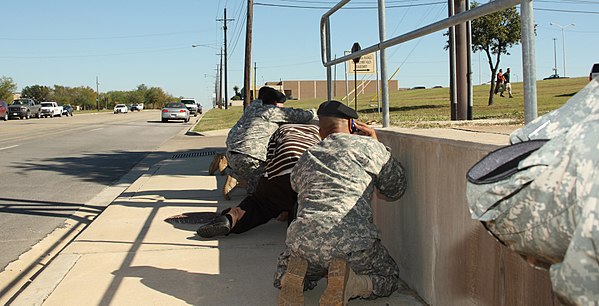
top-left (271, 107), bottom-right (316, 124)
top-left (374, 154), bottom-right (407, 201)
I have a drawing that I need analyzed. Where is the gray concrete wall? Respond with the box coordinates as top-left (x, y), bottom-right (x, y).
top-left (374, 128), bottom-right (559, 305)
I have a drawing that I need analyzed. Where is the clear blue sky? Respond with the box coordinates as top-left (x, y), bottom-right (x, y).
top-left (2, 0), bottom-right (598, 108)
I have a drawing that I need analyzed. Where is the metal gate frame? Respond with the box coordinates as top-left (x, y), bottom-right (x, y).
top-left (320, 0), bottom-right (538, 126)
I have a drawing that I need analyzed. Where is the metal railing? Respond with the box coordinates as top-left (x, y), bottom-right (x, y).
top-left (320, 0), bottom-right (538, 126)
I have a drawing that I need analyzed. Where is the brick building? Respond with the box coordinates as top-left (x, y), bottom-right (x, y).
top-left (261, 79), bottom-right (399, 101)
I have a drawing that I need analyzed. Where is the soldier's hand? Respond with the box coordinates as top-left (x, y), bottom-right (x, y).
top-left (354, 121), bottom-right (377, 140)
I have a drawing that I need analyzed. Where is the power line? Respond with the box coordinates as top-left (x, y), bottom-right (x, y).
top-left (535, 7), bottom-right (599, 14)
top-left (0, 30), bottom-right (202, 41)
top-left (254, 1), bottom-right (445, 9)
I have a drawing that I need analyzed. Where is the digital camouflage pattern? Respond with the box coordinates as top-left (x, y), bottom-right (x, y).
top-left (467, 80), bottom-right (599, 305)
top-left (225, 100), bottom-right (315, 192)
top-left (275, 133), bottom-right (407, 298)
top-left (226, 100), bottom-right (316, 162)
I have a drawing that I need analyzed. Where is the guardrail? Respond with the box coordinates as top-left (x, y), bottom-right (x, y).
top-left (320, 0), bottom-right (538, 126)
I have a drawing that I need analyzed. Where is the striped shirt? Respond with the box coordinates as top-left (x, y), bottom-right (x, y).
top-left (264, 124), bottom-right (321, 180)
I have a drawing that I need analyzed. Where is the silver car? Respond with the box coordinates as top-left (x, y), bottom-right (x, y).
top-left (161, 102), bottom-right (190, 123)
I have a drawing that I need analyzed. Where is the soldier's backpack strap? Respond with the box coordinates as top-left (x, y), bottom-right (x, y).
top-left (467, 139), bottom-right (549, 185)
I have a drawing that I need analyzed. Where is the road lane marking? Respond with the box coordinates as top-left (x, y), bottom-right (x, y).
top-left (0, 145), bottom-right (19, 151)
top-left (90, 128), bottom-right (104, 131)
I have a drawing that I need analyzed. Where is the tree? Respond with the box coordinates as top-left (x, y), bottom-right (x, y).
top-left (22, 85), bottom-right (52, 102)
top-left (145, 87), bottom-right (168, 109)
top-left (470, 1), bottom-right (521, 106)
top-left (0, 76), bottom-right (17, 101)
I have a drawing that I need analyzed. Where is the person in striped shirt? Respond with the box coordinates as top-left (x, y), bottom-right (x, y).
top-left (197, 124), bottom-right (321, 238)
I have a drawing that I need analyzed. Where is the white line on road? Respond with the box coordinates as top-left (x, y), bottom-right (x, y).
top-left (0, 145), bottom-right (19, 151)
top-left (90, 128), bottom-right (104, 131)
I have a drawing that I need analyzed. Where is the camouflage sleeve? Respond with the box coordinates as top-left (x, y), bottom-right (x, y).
top-left (374, 154), bottom-right (407, 201)
top-left (269, 107), bottom-right (316, 124)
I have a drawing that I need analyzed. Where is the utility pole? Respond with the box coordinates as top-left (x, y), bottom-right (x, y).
top-left (218, 50), bottom-right (224, 109)
top-left (218, 8), bottom-right (234, 110)
top-left (552, 38), bottom-right (558, 76)
top-left (243, 0), bottom-right (254, 109)
top-left (550, 22), bottom-right (575, 77)
top-left (454, 0), bottom-right (469, 120)
top-left (96, 76), bottom-right (99, 111)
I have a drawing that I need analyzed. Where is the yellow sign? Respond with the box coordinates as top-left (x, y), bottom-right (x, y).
top-left (348, 53), bottom-right (376, 74)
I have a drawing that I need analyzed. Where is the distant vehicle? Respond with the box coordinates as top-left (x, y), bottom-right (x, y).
top-left (62, 104), bottom-right (74, 116)
top-left (40, 101), bottom-right (63, 118)
top-left (197, 103), bottom-right (203, 114)
top-left (161, 102), bottom-right (190, 123)
top-left (0, 100), bottom-right (8, 121)
top-left (130, 103), bottom-right (144, 112)
top-left (114, 104), bottom-right (128, 114)
top-left (590, 63), bottom-right (599, 81)
top-left (8, 98), bottom-right (41, 119)
top-left (180, 98), bottom-right (199, 116)
top-left (543, 74), bottom-right (568, 80)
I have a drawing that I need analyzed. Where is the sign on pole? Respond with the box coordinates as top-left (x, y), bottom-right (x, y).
top-left (348, 52), bottom-right (376, 74)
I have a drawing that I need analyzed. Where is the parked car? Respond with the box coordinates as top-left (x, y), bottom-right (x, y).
top-left (543, 74), bottom-right (568, 80)
top-left (130, 103), bottom-right (144, 112)
top-left (40, 101), bottom-right (63, 118)
top-left (62, 104), bottom-right (74, 116)
top-left (590, 63), bottom-right (599, 81)
top-left (114, 104), bottom-right (128, 114)
top-left (0, 100), bottom-right (8, 121)
top-left (180, 98), bottom-right (199, 116)
top-left (8, 98), bottom-right (41, 119)
top-left (161, 102), bottom-right (190, 122)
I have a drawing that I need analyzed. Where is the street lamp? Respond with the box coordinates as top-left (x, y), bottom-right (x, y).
top-left (549, 22), bottom-right (575, 77)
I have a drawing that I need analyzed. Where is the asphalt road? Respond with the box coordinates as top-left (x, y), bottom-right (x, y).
top-left (0, 110), bottom-right (196, 272)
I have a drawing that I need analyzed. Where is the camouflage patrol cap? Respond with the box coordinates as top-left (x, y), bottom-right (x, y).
top-left (317, 100), bottom-right (358, 119)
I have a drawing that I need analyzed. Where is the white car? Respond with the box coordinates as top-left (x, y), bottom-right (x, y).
top-left (114, 104), bottom-right (128, 114)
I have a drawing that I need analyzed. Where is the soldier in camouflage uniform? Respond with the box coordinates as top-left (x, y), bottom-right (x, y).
top-left (225, 87), bottom-right (315, 194)
top-left (275, 101), bottom-right (407, 305)
top-left (467, 80), bottom-right (599, 305)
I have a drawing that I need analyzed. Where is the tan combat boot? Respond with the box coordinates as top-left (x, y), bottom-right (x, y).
top-left (319, 258), bottom-right (373, 306)
top-left (208, 153), bottom-right (228, 175)
top-left (223, 175), bottom-right (238, 200)
top-left (278, 256), bottom-right (308, 306)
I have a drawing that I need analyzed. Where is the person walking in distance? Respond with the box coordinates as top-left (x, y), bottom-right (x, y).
top-left (500, 67), bottom-right (513, 98)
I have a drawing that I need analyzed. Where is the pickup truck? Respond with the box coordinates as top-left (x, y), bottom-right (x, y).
top-left (40, 101), bottom-right (64, 118)
top-left (8, 98), bottom-right (41, 119)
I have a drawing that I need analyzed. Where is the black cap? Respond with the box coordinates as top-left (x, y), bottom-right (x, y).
top-left (261, 87), bottom-right (287, 105)
top-left (317, 100), bottom-right (358, 119)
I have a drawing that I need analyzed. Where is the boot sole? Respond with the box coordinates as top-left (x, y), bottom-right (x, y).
top-left (196, 223), bottom-right (230, 238)
top-left (278, 256), bottom-right (308, 306)
top-left (319, 258), bottom-right (350, 306)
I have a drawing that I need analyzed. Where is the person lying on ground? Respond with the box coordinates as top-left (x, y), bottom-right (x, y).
top-left (275, 100), bottom-right (408, 305)
top-left (197, 124), bottom-right (321, 238)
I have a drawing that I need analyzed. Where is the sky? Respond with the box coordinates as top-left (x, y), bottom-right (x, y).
top-left (2, 0), bottom-right (598, 109)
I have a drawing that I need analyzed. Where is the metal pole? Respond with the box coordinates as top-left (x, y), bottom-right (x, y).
top-left (334, 54), bottom-right (337, 97)
top-left (243, 0), bottom-right (253, 108)
top-left (552, 38), bottom-right (558, 75)
top-left (223, 8), bottom-right (229, 109)
top-left (466, 0), bottom-right (473, 120)
top-left (455, 0), bottom-right (468, 120)
top-left (561, 28), bottom-right (567, 77)
top-left (376, 51), bottom-right (381, 113)
top-left (521, 0), bottom-right (537, 123)
top-left (377, 0), bottom-right (390, 127)
top-left (254, 62), bottom-right (257, 100)
top-left (354, 66), bottom-right (358, 110)
top-left (326, 19), bottom-right (333, 102)
top-left (448, 0), bottom-right (457, 120)
top-left (344, 50), bottom-right (350, 104)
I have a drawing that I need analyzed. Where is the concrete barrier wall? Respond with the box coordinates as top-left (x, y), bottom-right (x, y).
top-left (374, 128), bottom-right (559, 305)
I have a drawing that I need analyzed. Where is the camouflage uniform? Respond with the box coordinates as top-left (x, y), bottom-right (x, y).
top-left (225, 100), bottom-right (315, 192)
top-left (274, 133), bottom-right (407, 298)
top-left (467, 80), bottom-right (599, 305)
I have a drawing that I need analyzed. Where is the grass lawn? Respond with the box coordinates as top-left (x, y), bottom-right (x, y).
top-left (194, 77), bottom-right (589, 133)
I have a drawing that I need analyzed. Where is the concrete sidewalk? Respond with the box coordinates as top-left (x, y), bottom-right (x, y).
top-left (12, 130), bottom-right (424, 306)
